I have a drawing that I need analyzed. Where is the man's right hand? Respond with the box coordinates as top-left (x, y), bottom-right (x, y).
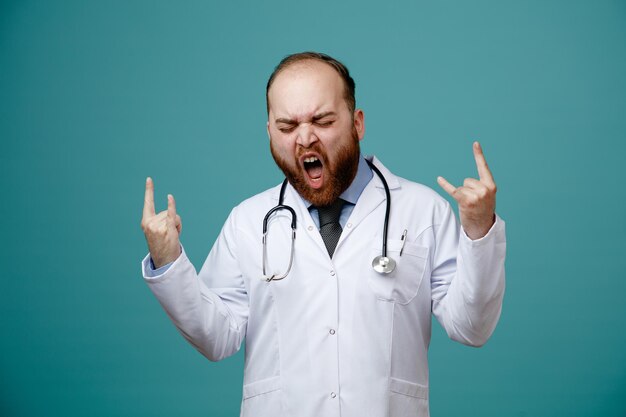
top-left (141, 177), bottom-right (182, 269)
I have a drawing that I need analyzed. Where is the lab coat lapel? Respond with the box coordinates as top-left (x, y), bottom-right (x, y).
top-left (271, 180), bottom-right (330, 260)
top-left (335, 156), bottom-right (400, 253)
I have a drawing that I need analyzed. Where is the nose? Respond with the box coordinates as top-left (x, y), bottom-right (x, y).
top-left (295, 123), bottom-right (318, 148)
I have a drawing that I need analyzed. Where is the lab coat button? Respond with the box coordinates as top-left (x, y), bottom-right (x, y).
top-left (329, 329), bottom-right (336, 335)
top-left (330, 270), bottom-right (335, 276)
top-left (346, 223), bottom-right (352, 228)
top-left (330, 392), bottom-right (337, 398)
top-left (307, 225), bottom-right (313, 231)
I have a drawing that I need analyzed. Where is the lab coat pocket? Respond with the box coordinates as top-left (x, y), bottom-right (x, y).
top-left (241, 375), bottom-right (284, 417)
top-left (368, 240), bottom-right (429, 304)
top-left (389, 377), bottom-right (429, 417)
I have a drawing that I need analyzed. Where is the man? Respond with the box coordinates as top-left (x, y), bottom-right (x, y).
top-left (140, 52), bottom-right (505, 417)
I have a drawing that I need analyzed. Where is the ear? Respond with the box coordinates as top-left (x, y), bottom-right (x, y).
top-left (266, 120), bottom-right (271, 141)
top-left (353, 109), bottom-right (365, 141)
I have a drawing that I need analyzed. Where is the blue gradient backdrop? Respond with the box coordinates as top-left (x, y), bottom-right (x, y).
top-left (1, 1), bottom-right (625, 416)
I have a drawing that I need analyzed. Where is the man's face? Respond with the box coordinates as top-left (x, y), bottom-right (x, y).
top-left (267, 61), bottom-right (365, 207)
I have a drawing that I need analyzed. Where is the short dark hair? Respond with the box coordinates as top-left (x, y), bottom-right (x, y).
top-left (266, 51), bottom-right (356, 114)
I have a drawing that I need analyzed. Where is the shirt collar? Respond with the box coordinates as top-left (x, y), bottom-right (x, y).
top-left (303, 154), bottom-right (373, 208)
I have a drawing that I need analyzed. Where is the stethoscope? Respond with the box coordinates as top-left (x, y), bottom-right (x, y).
top-left (262, 159), bottom-right (396, 282)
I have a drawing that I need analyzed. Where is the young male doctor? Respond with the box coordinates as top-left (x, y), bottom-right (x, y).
top-left (140, 52), bottom-right (506, 417)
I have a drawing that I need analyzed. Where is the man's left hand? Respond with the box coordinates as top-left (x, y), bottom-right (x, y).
top-left (437, 141), bottom-right (497, 240)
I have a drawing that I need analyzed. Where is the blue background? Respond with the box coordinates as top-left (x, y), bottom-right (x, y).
top-left (1, 1), bottom-right (625, 416)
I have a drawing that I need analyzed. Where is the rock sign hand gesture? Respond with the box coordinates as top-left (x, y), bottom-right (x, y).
top-left (141, 177), bottom-right (182, 268)
top-left (437, 142), bottom-right (497, 240)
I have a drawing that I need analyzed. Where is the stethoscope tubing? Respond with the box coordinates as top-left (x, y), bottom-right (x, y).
top-left (365, 160), bottom-right (390, 259)
top-left (263, 180), bottom-right (296, 233)
top-left (263, 159), bottom-right (394, 280)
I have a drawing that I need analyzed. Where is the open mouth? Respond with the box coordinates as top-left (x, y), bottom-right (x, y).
top-left (302, 155), bottom-right (324, 188)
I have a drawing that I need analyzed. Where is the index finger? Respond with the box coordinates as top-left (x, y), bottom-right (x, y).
top-left (143, 177), bottom-right (156, 218)
top-left (473, 141), bottom-right (495, 185)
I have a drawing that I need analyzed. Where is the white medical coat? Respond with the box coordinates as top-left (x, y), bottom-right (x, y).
top-left (142, 156), bottom-right (506, 417)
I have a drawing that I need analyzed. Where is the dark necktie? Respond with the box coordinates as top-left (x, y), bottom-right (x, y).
top-left (317, 199), bottom-right (344, 258)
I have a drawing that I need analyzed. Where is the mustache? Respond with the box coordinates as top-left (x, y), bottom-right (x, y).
top-left (295, 142), bottom-right (326, 160)
top-left (269, 126), bottom-right (361, 207)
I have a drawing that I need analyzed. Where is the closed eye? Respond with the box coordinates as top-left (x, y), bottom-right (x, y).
top-left (312, 111), bottom-right (337, 127)
top-left (277, 125), bottom-right (296, 133)
top-left (315, 120), bottom-right (334, 127)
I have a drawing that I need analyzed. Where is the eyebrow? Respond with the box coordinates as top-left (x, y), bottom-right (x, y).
top-left (275, 111), bottom-right (337, 124)
top-left (312, 111), bottom-right (336, 121)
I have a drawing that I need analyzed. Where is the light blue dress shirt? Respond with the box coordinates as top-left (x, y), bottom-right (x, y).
top-left (147, 154), bottom-right (373, 276)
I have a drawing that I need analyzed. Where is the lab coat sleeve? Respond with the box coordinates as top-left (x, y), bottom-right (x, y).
top-left (430, 202), bottom-right (506, 347)
top-left (144, 255), bottom-right (176, 277)
top-left (141, 206), bottom-right (248, 361)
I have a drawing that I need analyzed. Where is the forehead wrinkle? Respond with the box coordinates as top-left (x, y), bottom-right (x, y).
top-left (274, 107), bottom-right (332, 124)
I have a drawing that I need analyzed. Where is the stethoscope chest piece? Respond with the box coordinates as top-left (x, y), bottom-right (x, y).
top-left (372, 255), bottom-right (396, 274)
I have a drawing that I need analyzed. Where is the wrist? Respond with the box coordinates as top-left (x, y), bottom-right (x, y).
top-left (152, 246), bottom-right (181, 269)
top-left (463, 214), bottom-right (495, 240)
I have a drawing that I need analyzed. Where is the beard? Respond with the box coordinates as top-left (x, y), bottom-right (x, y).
top-left (270, 127), bottom-right (361, 207)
